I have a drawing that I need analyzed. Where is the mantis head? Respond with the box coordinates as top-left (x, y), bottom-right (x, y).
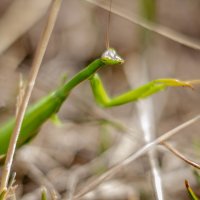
top-left (101, 48), bottom-right (124, 65)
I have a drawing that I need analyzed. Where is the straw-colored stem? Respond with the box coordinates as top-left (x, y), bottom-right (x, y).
top-left (162, 142), bottom-right (200, 170)
top-left (0, 0), bottom-right (62, 192)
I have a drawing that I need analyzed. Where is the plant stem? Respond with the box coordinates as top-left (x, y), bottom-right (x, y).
top-left (162, 142), bottom-right (200, 170)
top-left (0, 0), bottom-right (62, 192)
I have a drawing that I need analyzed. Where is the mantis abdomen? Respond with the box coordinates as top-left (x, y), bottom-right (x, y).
top-left (0, 90), bottom-right (65, 154)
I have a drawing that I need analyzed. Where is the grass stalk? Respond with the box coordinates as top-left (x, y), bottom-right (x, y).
top-left (162, 142), bottom-right (200, 170)
top-left (0, 0), bottom-right (62, 193)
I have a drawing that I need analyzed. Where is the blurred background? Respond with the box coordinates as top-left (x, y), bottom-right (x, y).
top-left (0, 0), bottom-right (200, 199)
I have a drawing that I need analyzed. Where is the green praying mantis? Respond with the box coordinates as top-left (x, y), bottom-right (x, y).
top-left (0, 48), bottom-right (197, 156)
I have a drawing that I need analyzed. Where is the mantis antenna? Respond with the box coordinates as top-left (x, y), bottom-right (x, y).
top-left (102, 0), bottom-right (124, 65)
top-left (105, 0), bottom-right (113, 49)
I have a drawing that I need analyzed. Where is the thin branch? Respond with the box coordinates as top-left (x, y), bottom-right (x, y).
top-left (74, 115), bottom-right (200, 199)
top-left (162, 142), bottom-right (200, 170)
top-left (85, 0), bottom-right (200, 50)
top-left (16, 74), bottom-right (25, 116)
top-left (0, 0), bottom-right (62, 192)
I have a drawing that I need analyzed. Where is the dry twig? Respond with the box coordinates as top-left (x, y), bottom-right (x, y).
top-left (162, 142), bottom-right (200, 170)
top-left (0, 0), bottom-right (62, 193)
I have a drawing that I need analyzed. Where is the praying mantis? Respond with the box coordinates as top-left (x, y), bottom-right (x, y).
top-left (0, 47), bottom-right (196, 156)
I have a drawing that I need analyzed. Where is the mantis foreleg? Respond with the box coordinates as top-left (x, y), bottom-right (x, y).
top-left (90, 73), bottom-right (192, 107)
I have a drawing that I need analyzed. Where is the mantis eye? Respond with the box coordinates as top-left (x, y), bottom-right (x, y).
top-left (101, 48), bottom-right (124, 65)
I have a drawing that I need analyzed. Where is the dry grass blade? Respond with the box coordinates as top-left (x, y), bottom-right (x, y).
top-left (74, 115), bottom-right (200, 199)
top-left (162, 142), bottom-right (200, 170)
top-left (16, 74), bottom-right (25, 116)
top-left (85, 0), bottom-right (200, 50)
top-left (0, 0), bottom-right (63, 193)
